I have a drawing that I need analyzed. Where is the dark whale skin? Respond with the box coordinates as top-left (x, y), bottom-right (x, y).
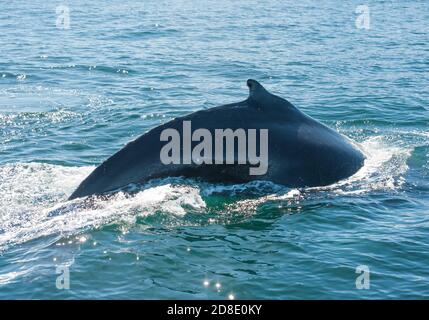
top-left (69, 80), bottom-right (365, 200)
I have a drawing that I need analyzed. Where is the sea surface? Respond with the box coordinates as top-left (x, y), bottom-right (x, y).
top-left (0, 0), bottom-right (428, 299)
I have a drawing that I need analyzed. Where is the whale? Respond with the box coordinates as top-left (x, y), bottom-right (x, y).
top-left (69, 79), bottom-right (365, 200)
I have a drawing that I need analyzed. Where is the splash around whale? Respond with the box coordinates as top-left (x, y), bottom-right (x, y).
top-left (69, 79), bottom-right (365, 200)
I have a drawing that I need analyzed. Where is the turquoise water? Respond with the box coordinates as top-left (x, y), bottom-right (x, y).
top-left (0, 0), bottom-right (428, 299)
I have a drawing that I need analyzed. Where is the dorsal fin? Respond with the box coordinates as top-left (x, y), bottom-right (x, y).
top-left (247, 79), bottom-right (270, 101)
top-left (246, 79), bottom-right (298, 113)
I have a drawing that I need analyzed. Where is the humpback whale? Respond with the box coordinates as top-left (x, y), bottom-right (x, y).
top-left (69, 80), bottom-right (365, 200)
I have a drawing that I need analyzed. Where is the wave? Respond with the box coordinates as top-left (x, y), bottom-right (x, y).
top-left (0, 134), bottom-right (415, 251)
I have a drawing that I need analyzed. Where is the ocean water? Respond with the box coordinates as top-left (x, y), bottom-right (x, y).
top-left (0, 0), bottom-right (428, 299)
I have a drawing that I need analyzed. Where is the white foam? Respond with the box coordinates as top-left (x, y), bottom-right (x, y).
top-left (307, 136), bottom-right (411, 194)
top-left (0, 163), bottom-right (206, 250)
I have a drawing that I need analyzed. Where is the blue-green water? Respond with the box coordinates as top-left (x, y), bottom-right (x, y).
top-left (0, 0), bottom-right (428, 299)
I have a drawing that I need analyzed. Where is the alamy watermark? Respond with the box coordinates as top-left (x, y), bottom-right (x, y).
top-left (160, 121), bottom-right (269, 175)
top-left (56, 5), bottom-right (70, 29)
top-left (355, 5), bottom-right (370, 30)
top-left (56, 265), bottom-right (70, 290)
top-left (355, 265), bottom-right (370, 289)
